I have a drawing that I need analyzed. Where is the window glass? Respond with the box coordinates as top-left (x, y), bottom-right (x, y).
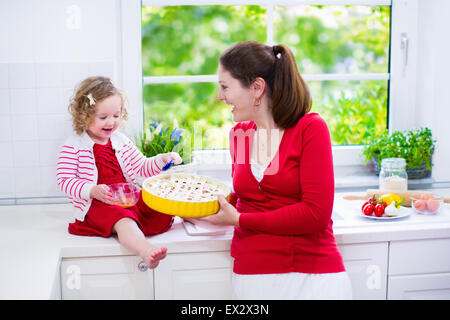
top-left (143, 83), bottom-right (232, 149)
top-left (142, 6), bottom-right (267, 76)
top-left (141, 4), bottom-right (390, 149)
top-left (309, 80), bottom-right (388, 145)
top-left (274, 5), bottom-right (390, 74)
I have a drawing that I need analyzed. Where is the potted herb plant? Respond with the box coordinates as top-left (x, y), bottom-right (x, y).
top-left (361, 127), bottom-right (436, 179)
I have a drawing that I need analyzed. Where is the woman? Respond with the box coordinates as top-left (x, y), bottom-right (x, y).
top-left (203, 41), bottom-right (352, 300)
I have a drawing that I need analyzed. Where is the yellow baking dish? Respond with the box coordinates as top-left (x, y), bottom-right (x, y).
top-left (142, 173), bottom-right (231, 218)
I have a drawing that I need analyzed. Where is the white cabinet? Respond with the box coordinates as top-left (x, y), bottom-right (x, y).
top-left (57, 238), bottom-right (450, 300)
top-left (338, 242), bottom-right (388, 300)
top-left (388, 273), bottom-right (450, 299)
top-left (388, 238), bottom-right (450, 275)
top-left (388, 238), bottom-right (450, 300)
top-left (60, 255), bottom-right (153, 300)
top-left (154, 251), bottom-right (233, 300)
top-left (59, 251), bottom-right (232, 300)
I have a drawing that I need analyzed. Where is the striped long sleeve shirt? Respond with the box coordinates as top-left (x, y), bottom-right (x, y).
top-left (56, 130), bottom-right (165, 221)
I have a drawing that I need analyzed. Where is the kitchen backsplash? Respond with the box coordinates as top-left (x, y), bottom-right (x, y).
top-left (0, 61), bottom-right (113, 203)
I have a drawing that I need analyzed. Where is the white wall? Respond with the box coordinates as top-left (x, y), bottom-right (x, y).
top-left (415, 0), bottom-right (450, 182)
top-left (0, 0), bottom-right (121, 202)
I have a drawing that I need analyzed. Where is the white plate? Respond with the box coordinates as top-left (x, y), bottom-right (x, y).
top-left (361, 206), bottom-right (411, 220)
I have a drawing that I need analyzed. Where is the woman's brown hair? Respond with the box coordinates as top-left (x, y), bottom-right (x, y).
top-left (68, 76), bottom-right (128, 134)
top-left (219, 41), bottom-right (311, 128)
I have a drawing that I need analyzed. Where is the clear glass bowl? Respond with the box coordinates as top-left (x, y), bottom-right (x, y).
top-left (109, 183), bottom-right (140, 208)
top-left (411, 195), bottom-right (443, 215)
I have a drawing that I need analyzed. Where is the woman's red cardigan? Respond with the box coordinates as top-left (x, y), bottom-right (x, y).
top-left (228, 113), bottom-right (345, 274)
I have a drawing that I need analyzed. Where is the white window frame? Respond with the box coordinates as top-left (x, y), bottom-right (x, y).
top-left (120, 0), bottom-right (417, 169)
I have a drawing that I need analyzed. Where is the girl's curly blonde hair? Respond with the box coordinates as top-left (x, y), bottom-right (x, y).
top-left (68, 76), bottom-right (129, 134)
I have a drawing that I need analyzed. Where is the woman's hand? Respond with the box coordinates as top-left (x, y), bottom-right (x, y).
top-left (90, 184), bottom-right (114, 204)
top-left (201, 194), bottom-right (240, 227)
top-left (160, 152), bottom-right (183, 166)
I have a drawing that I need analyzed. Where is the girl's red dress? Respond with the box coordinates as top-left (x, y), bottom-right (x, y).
top-left (68, 139), bottom-right (174, 237)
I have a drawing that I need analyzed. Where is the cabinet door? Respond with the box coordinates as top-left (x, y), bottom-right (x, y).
top-left (338, 242), bottom-right (388, 300)
top-left (154, 251), bottom-right (232, 300)
top-left (388, 273), bottom-right (450, 300)
top-left (389, 238), bottom-right (450, 275)
top-left (60, 255), bottom-right (153, 300)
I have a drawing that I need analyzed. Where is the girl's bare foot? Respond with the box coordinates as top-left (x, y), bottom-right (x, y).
top-left (142, 245), bottom-right (167, 269)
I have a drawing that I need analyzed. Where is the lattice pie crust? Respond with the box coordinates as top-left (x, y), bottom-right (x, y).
top-left (144, 173), bottom-right (229, 202)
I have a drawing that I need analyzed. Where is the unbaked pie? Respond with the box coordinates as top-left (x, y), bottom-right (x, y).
top-left (142, 173), bottom-right (231, 217)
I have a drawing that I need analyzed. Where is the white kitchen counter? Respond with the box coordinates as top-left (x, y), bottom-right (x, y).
top-left (1, 188), bottom-right (450, 299)
top-left (332, 190), bottom-right (450, 243)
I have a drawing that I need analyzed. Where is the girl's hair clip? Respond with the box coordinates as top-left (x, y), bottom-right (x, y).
top-left (87, 93), bottom-right (96, 106)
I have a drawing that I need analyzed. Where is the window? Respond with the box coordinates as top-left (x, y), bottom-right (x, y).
top-left (141, 0), bottom-right (391, 152)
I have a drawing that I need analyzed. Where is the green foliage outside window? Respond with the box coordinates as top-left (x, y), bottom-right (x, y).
top-left (141, 5), bottom-right (390, 148)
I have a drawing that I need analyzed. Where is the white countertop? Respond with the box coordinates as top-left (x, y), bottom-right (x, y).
top-left (332, 189), bottom-right (450, 243)
top-left (1, 188), bottom-right (450, 299)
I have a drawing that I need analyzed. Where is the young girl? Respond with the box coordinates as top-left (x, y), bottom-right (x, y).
top-left (57, 76), bottom-right (182, 269)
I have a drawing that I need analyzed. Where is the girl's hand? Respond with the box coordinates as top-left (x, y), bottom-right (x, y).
top-left (160, 152), bottom-right (183, 166)
top-left (90, 184), bottom-right (114, 204)
top-left (201, 194), bottom-right (240, 227)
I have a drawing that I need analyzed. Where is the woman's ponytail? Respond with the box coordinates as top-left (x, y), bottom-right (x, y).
top-left (271, 44), bottom-right (311, 128)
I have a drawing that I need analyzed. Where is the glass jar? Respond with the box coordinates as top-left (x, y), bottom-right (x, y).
top-left (379, 158), bottom-right (408, 192)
